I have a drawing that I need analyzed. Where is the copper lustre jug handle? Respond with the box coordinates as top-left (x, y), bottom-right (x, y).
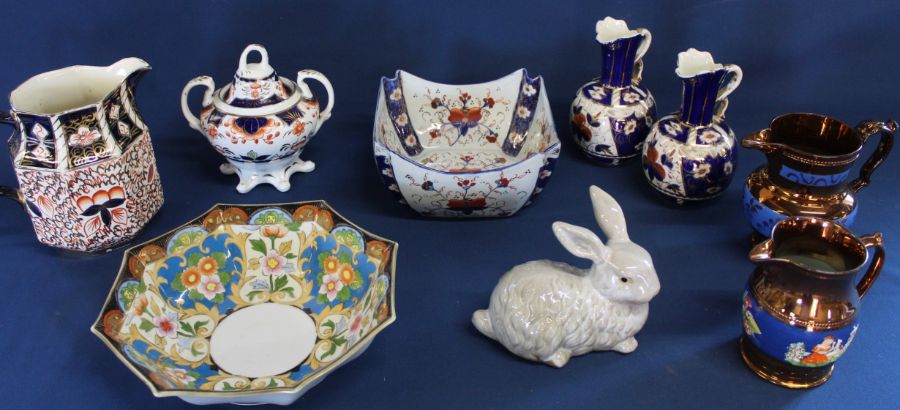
top-left (849, 120), bottom-right (896, 192)
top-left (856, 232), bottom-right (885, 299)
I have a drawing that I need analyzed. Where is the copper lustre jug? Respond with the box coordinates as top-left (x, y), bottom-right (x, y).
top-left (742, 113), bottom-right (895, 238)
top-left (740, 217), bottom-right (885, 388)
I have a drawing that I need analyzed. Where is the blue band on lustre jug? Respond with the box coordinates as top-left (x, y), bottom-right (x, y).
top-left (570, 17), bottom-right (656, 165)
top-left (739, 217), bottom-right (886, 388)
top-left (741, 113), bottom-right (895, 238)
top-left (641, 49), bottom-right (742, 203)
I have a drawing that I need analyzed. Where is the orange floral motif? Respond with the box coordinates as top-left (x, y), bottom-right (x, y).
top-left (291, 121), bottom-right (305, 135)
top-left (197, 257), bottom-right (218, 276)
top-left (323, 256), bottom-right (340, 273)
top-left (181, 267), bottom-right (202, 289)
top-left (338, 263), bottom-right (356, 285)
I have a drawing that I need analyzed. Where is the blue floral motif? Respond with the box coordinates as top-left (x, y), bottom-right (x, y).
top-left (155, 233), bottom-right (243, 311)
top-left (301, 235), bottom-right (376, 314)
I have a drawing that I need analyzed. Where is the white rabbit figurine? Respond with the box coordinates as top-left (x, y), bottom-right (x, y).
top-left (472, 185), bottom-right (660, 368)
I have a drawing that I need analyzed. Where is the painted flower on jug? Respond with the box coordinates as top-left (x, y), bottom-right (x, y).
top-left (698, 129), bottom-right (720, 144)
top-left (320, 272), bottom-right (344, 302)
top-left (109, 104), bottom-right (121, 120)
top-left (31, 145), bottom-right (51, 161)
top-left (32, 123), bottom-right (49, 140)
top-left (643, 145), bottom-right (667, 182)
top-left (588, 86), bottom-right (607, 100)
top-left (663, 122), bottom-right (683, 136)
top-left (261, 249), bottom-right (288, 275)
top-left (198, 273), bottom-right (225, 300)
top-left (723, 161), bottom-right (734, 175)
top-left (68, 126), bottom-right (102, 146)
top-left (623, 119), bottom-right (637, 135)
top-left (692, 162), bottom-right (711, 178)
top-left (153, 312), bottom-right (180, 339)
top-left (622, 91), bottom-right (641, 104)
top-left (76, 186), bottom-right (127, 235)
top-left (117, 121), bottom-right (131, 137)
top-left (404, 134), bottom-right (417, 147)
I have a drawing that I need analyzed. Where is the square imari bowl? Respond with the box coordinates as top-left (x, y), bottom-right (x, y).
top-left (373, 69), bottom-right (560, 217)
top-left (91, 201), bottom-right (396, 405)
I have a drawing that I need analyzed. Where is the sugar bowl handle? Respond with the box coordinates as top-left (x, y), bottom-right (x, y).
top-left (181, 76), bottom-right (216, 132)
top-left (856, 232), bottom-right (886, 299)
top-left (850, 120), bottom-right (896, 192)
top-left (296, 70), bottom-right (334, 134)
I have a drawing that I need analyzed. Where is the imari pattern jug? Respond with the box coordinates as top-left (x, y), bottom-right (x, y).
top-left (571, 17), bottom-right (656, 165)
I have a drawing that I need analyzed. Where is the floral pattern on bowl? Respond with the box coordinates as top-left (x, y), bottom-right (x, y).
top-left (92, 201), bottom-right (396, 406)
top-left (373, 69), bottom-right (560, 217)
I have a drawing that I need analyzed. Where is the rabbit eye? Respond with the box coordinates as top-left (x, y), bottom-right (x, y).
top-left (619, 277), bottom-right (629, 283)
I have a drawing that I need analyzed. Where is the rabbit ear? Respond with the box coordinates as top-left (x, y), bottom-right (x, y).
top-left (589, 185), bottom-right (629, 242)
top-left (552, 222), bottom-right (610, 264)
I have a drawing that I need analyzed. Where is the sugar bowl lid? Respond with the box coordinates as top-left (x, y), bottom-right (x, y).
top-left (226, 44), bottom-right (291, 108)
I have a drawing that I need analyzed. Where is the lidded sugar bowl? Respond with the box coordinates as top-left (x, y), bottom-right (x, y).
top-left (181, 44), bottom-right (334, 193)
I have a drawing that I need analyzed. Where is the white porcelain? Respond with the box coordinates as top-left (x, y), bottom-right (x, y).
top-left (181, 44), bottom-right (333, 193)
top-left (472, 186), bottom-right (660, 367)
top-left (373, 69), bottom-right (560, 217)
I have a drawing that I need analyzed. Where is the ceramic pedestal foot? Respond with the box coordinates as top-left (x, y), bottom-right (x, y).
top-left (220, 159), bottom-right (316, 193)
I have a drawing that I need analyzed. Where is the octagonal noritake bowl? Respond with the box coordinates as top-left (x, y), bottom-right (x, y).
top-left (91, 201), bottom-right (396, 405)
top-left (373, 69), bottom-right (560, 217)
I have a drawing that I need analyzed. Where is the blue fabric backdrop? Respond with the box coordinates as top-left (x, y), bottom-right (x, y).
top-left (0, 0), bottom-right (897, 408)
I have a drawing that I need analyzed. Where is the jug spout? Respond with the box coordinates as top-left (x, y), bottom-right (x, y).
top-left (741, 129), bottom-right (782, 154)
top-left (110, 57), bottom-right (151, 76)
top-left (110, 57), bottom-right (151, 86)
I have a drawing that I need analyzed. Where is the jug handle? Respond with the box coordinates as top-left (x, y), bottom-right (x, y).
top-left (0, 185), bottom-right (23, 207)
top-left (713, 64), bottom-right (743, 118)
top-left (856, 232), bottom-right (885, 299)
top-left (0, 111), bottom-right (14, 126)
top-left (631, 28), bottom-right (651, 82)
top-left (0, 113), bottom-right (24, 207)
top-left (181, 76), bottom-right (216, 132)
top-left (849, 120), bottom-right (896, 192)
top-left (296, 70), bottom-right (334, 135)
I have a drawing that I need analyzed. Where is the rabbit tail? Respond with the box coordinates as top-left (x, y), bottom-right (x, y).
top-left (472, 309), bottom-right (495, 340)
